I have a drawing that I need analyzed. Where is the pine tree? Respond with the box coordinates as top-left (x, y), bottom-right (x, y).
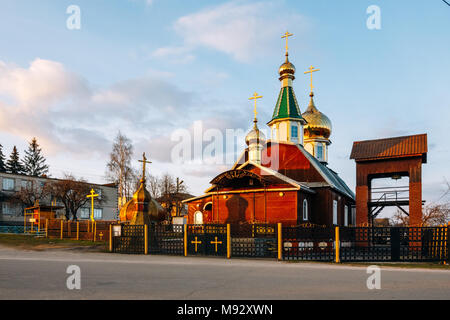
top-left (23, 138), bottom-right (49, 177)
top-left (6, 146), bottom-right (25, 174)
top-left (0, 144), bottom-right (6, 173)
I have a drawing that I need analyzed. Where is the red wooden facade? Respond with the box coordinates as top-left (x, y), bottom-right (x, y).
top-left (184, 142), bottom-right (355, 226)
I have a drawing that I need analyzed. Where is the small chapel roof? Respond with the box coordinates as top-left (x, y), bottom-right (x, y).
top-left (350, 134), bottom-right (427, 162)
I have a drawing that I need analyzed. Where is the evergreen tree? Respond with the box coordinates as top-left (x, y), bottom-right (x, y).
top-left (23, 138), bottom-right (49, 177)
top-left (6, 146), bottom-right (25, 174)
top-left (0, 144), bottom-right (6, 172)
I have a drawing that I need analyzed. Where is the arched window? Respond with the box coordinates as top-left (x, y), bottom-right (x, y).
top-left (194, 211), bottom-right (203, 225)
top-left (303, 199), bottom-right (308, 221)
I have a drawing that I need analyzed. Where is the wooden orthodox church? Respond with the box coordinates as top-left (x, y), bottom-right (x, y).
top-left (183, 32), bottom-right (355, 227)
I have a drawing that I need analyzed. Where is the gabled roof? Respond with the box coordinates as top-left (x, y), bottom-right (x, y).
top-left (296, 145), bottom-right (355, 199)
top-left (268, 86), bottom-right (305, 125)
top-left (350, 134), bottom-right (427, 162)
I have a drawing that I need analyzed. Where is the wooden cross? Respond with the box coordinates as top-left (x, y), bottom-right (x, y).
top-left (191, 236), bottom-right (202, 252)
top-left (138, 152), bottom-right (152, 181)
top-left (86, 188), bottom-right (99, 222)
top-left (281, 31), bottom-right (294, 54)
top-left (210, 236), bottom-right (222, 252)
top-left (249, 92), bottom-right (263, 122)
top-left (304, 66), bottom-right (320, 92)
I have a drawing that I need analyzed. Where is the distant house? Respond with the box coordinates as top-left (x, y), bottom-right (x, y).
top-left (0, 172), bottom-right (118, 225)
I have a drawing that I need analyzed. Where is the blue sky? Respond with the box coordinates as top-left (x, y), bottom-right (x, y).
top-left (0, 0), bottom-right (449, 212)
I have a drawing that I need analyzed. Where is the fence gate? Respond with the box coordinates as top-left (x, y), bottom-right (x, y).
top-left (149, 224), bottom-right (184, 255)
top-left (112, 225), bottom-right (145, 254)
top-left (187, 224), bottom-right (227, 256)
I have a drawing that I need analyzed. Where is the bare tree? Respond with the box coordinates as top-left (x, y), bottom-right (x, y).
top-left (391, 180), bottom-right (450, 226)
top-left (157, 173), bottom-right (188, 221)
top-left (106, 132), bottom-right (134, 208)
top-left (47, 174), bottom-right (98, 220)
top-left (12, 180), bottom-right (51, 208)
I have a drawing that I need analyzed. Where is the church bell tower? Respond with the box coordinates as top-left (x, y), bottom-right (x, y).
top-left (267, 31), bottom-right (306, 145)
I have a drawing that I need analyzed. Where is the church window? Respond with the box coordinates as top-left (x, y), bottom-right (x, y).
top-left (344, 205), bottom-right (348, 226)
top-left (317, 144), bottom-right (324, 160)
top-left (194, 211), bottom-right (203, 224)
top-left (303, 199), bottom-right (308, 221)
top-left (291, 125), bottom-right (298, 138)
top-left (333, 200), bottom-right (338, 225)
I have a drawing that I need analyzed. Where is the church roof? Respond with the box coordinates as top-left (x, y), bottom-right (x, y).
top-left (296, 144), bottom-right (355, 199)
top-left (268, 86), bottom-right (305, 125)
top-left (230, 142), bottom-right (355, 200)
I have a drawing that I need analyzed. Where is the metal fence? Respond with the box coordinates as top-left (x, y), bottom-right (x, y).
top-left (339, 226), bottom-right (449, 262)
top-left (282, 226), bottom-right (335, 261)
top-left (231, 224), bottom-right (277, 258)
top-left (110, 224), bottom-right (449, 263)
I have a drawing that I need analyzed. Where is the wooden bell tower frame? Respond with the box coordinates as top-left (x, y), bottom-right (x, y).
top-left (350, 134), bottom-right (427, 226)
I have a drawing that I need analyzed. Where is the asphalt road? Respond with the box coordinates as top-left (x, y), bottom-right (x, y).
top-left (0, 245), bottom-right (449, 300)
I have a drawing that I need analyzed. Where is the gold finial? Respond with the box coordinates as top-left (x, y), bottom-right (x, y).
top-left (138, 152), bottom-right (152, 183)
top-left (281, 31), bottom-right (294, 56)
top-left (249, 92), bottom-right (263, 123)
top-left (304, 65), bottom-right (320, 92)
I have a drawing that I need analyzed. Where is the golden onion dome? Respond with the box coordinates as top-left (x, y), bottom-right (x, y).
top-left (245, 122), bottom-right (266, 145)
top-left (302, 93), bottom-right (332, 139)
top-left (119, 179), bottom-right (165, 224)
top-left (279, 58), bottom-right (296, 77)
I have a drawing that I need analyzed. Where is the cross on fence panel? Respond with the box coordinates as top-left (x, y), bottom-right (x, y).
top-left (282, 226), bottom-right (335, 261)
top-left (231, 224), bottom-right (277, 258)
top-left (187, 224), bottom-right (227, 256)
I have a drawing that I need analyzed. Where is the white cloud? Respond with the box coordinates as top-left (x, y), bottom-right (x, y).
top-left (152, 1), bottom-right (308, 63)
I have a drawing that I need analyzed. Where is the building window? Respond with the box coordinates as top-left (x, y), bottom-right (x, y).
top-left (96, 189), bottom-right (102, 200)
top-left (80, 208), bottom-right (90, 219)
top-left (344, 205), bottom-right (348, 226)
top-left (21, 180), bottom-right (32, 190)
top-left (291, 125), bottom-right (298, 138)
top-left (94, 208), bottom-right (103, 219)
top-left (2, 178), bottom-right (15, 191)
top-left (316, 144), bottom-right (324, 160)
top-left (333, 200), bottom-right (338, 225)
top-left (2, 202), bottom-right (13, 215)
top-left (303, 199), bottom-right (308, 221)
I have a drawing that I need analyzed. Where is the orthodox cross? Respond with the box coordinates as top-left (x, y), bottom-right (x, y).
top-left (86, 188), bottom-right (99, 222)
top-left (191, 236), bottom-right (202, 252)
top-left (281, 31), bottom-right (294, 55)
top-left (210, 236), bottom-right (223, 252)
top-left (138, 152), bottom-right (152, 181)
top-left (304, 66), bottom-right (320, 92)
top-left (249, 92), bottom-right (263, 122)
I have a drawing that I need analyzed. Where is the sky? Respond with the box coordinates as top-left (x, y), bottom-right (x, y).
top-left (0, 0), bottom-right (449, 216)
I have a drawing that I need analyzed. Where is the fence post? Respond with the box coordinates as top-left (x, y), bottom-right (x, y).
top-left (93, 221), bottom-right (97, 242)
top-left (277, 223), bottom-right (282, 261)
top-left (184, 224), bottom-right (188, 257)
top-left (335, 226), bottom-right (340, 263)
top-left (109, 224), bottom-right (113, 252)
top-left (60, 220), bottom-right (63, 239)
top-left (77, 222), bottom-right (79, 240)
top-left (45, 219), bottom-right (48, 238)
top-left (227, 224), bottom-right (231, 259)
top-left (447, 224), bottom-right (450, 265)
top-left (144, 224), bottom-right (148, 255)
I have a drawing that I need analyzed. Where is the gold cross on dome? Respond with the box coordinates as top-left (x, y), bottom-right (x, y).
top-left (249, 92), bottom-right (263, 121)
top-left (138, 152), bottom-right (152, 180)
top-left (304, 66), bottom-right (320, 92)
top-left (281, 31), bottom-right (294, 54)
